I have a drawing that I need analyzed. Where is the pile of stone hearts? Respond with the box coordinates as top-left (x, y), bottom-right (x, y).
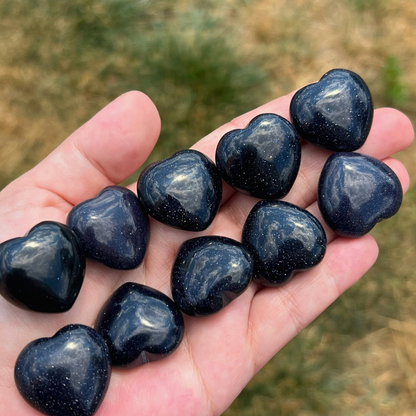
top-left (0, 69), bottom-right (403, 416)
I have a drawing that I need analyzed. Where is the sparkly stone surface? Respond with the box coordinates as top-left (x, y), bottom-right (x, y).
top-left (94, 282), bottom-right (184, 367)
top-left (215, 113), bottom-right (301, 199)
top-left (67, 186), bottom-right (149, 270)
top-left (137, 150), bottom-right (222, 231)
top-left (171, 236), bottom-right (254, 316)
top-left (15, 324), bottom-right (111, 416)
top-left (318, 152), bottom-right (403, 238)
top-left (290, 69), bottom-right (373, 152)
top-left (0, 221), bottom-right (85, 312)
top-left (242, 201), bottom-right (326, 286)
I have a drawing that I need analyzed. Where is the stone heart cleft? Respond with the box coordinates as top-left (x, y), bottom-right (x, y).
top-left (15, 324), bottom-right (111, 416)
top-left (137, 150), bottom-right (223, 231)
top-left (290, 69), bottom-right (373, 152)
top-left (67, 186), bottom-right (150, 270)
top-left (215, 113), bottom-right (301, 199)
top-left (242, 201), bottom-right (326, 287)
top-left (318, 152), bottom-right (403, 238)
top-left (171, 236), bottom-right (254, 316)
top-left (0, 221), bottom-right (85, 312)
top-left (94, 282), bottom-right (184, 368)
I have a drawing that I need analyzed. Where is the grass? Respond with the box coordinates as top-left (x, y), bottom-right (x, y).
top-left (0, 0), bottom-right (267, 188)
top-left (382, 56), bottom-right (408, 108)
top-left (131, 9), bottom-right (267, 160)
top-left (347, 0), bottom-right (387, 12)
top-left (1, 0), bottom-right (416, 415)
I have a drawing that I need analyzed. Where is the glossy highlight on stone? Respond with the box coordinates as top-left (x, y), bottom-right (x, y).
top-left (171, 236), bottom-right (254, 316)
top-left (95, 282), bottom-right (184, 367)
top-left (0, 221), bottom-right (85, 312)
top-left (137, 150), bottom-right (222, 231)
top-left (67, 186), bottom-right (149, 270)
top-left (290, 69), bottom-right (373, 152)
top-left (318, 152), bottom-right (403, 238)
top-left (242, 201), bottom-right (326, 286)
top-left (215, 113), bottom-right (301, 199)
top-left (15, 324), bottom-right (111, 416)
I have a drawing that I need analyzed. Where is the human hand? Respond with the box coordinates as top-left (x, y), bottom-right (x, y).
top-left (0, 90), bottom-right (413, 416)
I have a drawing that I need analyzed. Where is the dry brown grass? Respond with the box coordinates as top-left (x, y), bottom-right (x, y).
top-left (341, 322), bottom-right (416, 414)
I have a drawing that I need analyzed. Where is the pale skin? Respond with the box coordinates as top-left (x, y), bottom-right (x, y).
top-left (0, 90), bottom-right (413, 416)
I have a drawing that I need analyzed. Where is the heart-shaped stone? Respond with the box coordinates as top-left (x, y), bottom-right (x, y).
top-left (0, 221), bottom-right (85, 312)
top-left (94, 282), bottom-right (184, 368)
top-left (137, 150), bottom-right (222, 231)
top-left (318, 152), bottom-right (403, 237)
top-left (15, 324), bottom-right (111, 416)
top-left (215, 113), bottom-right (301, 199)
top-left (67, 186), bottom-right (149, 270)
top-left (290, 69), bottom-right (373, 152)
top-left (171, 236), bottom-right (254, 316)
top-left (242, 201), bottom-right (326, 286)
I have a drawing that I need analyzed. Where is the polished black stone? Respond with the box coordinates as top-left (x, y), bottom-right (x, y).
top-left (290, 69), bottom-right (373, 152)
top-left (137, 150), bottom-right (222, 231)
top-left (318, 152), bottom-right (403, 238)
top-left (215, 113), bottom-right (301, 199)
top-left (171, 236), bottom-right (254, 316)
top-left (67, 186), bottom-right (149, 270)
top-left (0, 221), bottom-right (85, 312)
top-left (242, 201), bottom-right (326, 286)
top-left (95, 282), bottom-right (184, 368)
top-left (15, 324), bottom-right (111, 416)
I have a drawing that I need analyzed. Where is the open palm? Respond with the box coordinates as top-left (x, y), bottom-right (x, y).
top-left (0, 91), bottom-right (413, 416)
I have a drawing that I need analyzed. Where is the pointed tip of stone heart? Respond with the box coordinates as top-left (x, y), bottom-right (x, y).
top-left (290, 68), bottom-right (373, 152)
top-left (15, 324), bottom-right (111, 416)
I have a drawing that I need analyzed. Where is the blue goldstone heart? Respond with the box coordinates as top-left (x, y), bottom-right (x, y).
top-left (215, 113), bottom-right (301, 199)
top-left (15, 324), bottom-right (111, 416)
top-left (95, 282), bottom-right (184, 368)
top-left (67, 186), bottom-right (149, 270)
top-left (290, 69), bottom-right (373, 152)
top-left (137, 150), bottom-right (222, 231)
top-left (242, 201), bottom-right (326, 286)
top-left (171, 236), bottom-right (254, 316)
top-left (318, 152), bottom-right (403, 238)
top-left (0, 221), bottom-right (85, 312)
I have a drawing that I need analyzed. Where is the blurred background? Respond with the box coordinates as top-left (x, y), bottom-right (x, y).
top-left (0, 0), bottom-right (415, 414)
